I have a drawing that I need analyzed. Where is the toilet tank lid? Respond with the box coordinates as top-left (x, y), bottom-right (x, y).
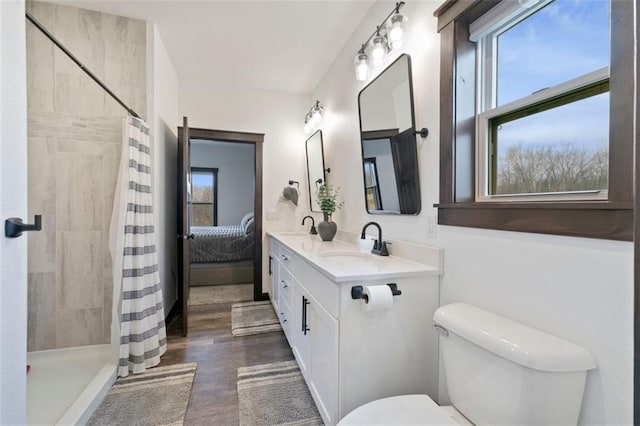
top-left (434, 303), bottom-right (596, 372)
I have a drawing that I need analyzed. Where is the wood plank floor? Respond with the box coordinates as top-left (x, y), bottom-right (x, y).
top-left (163, 301), bottom-right (294, 425)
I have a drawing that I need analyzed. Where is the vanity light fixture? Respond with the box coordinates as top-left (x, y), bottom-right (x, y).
top-left (303, 100), bottom-right (324, 134)
top-left (353, 2), bottom-right (407, 81)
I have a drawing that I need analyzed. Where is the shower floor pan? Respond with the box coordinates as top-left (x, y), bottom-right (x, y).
top-left (27, 344), bottom-right (117, 425)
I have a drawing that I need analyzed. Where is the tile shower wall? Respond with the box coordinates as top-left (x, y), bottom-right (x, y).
top-left (26, 1), bottom-right (146, 350)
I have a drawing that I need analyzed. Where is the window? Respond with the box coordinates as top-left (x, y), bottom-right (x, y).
top-left (364, 158), bottom-right (383, 210)
top-left (473, 0), bottom-right (610, 201)
top-left (191, 168), bottom-right (218, 227)
top-left (434, 0), bottom-right (633, 240)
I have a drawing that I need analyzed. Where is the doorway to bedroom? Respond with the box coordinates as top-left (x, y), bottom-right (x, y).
top-left (177, 125), bottom-right (265, 335)
top-left (189, 139), bottom-right (255, 293)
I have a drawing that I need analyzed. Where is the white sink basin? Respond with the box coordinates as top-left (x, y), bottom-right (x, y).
top-left (319, 250), bottom-right (372, 259)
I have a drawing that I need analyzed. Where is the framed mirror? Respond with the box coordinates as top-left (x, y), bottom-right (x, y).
top-left (305, 130), bottom-right (326, 212)
top-left (358, 54), bottom-right (421, 215)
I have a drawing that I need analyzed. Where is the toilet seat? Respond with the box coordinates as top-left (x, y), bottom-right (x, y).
top-left (338, 395), bottom-right (467, 425)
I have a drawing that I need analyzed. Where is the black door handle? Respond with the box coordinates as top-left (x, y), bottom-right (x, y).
top-left (303, 296), bottom-right (310, 335)
top-left (5, 215), bottom-right (42, 238)
top-left (301, 295), bottom-right (306, 332)
top-left (177, 234), bottom-right (195, 240)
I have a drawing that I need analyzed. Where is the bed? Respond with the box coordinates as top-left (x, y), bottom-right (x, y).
top-left (190, 213), bottom-right (255, 264)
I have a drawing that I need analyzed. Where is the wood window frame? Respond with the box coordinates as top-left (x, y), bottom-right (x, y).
top-left (190, 167), bottom-right (218, 226)
top-left (434, 0), bottom-right (633, 241)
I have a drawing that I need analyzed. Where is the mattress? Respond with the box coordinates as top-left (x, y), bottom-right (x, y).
top-left (190, 225), bottom-right (255, 263)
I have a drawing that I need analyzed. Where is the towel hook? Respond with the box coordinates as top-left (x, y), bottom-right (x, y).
top-left (288, 180), bottom-right (299, 189)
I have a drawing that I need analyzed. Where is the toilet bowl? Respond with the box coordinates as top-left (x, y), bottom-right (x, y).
top-left (338, 303), bottom-right (596, 426)
top-left (339, 394), bottom-right (472, 425)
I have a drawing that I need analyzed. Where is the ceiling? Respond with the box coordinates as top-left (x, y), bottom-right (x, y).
top-left (52, 1), bottom-right (376, 94)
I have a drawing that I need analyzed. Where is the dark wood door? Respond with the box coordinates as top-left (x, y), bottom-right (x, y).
top-left (177, 117), bottom-right (192, 336)
top-left (390, 128), bottom-right (421, 214)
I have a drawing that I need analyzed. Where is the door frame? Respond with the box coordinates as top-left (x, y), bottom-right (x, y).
top-left (178, 126), bottom-right (267, 302)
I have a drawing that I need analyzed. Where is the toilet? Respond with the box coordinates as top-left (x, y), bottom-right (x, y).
top-left (339, 303), bottom-right (596, 425)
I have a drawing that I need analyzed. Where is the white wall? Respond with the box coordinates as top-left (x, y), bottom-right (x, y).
top-left (191, 140), bottom-right (254, 226)
top-left (179, 81), bottom-right (312, 291)
top-left (0, 0), bottom-right (28, 423)
top-left (311, 1), bottom-right (633, 424)
top-left (147, 25), bottom-right (179, 315)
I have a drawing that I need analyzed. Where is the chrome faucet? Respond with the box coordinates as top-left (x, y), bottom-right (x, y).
top-left (302, 216), bottom-right (317, 235)
top-left (360, 221), bottom-right (389, 256)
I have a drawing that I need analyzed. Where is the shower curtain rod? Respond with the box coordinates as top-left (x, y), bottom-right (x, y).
top-left (25, 11), bottom-right (141, 119)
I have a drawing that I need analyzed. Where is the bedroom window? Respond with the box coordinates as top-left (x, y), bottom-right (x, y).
top-left (191, 168), bottom-right (218, 227)
top-left (364, 158), bottom-right (383, 211)
top-left (434, 0), bottom-right (633, 240)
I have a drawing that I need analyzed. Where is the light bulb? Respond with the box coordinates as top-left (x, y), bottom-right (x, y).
top-left (354, 52), bottom-right (370, 81)
top-left (387, 12), bottom-right (408, 50)
top-left (311, 110), bottom-right (322, 126)
top-left (304, 122), bottom-right (312, 134)
top-left (371, 35), bottom-right (388, 67)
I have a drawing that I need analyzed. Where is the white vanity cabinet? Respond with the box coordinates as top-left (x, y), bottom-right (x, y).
top-left (267, 248), bottom-right (279, 311)
top-left (266, 234), bottom-right (441, 426)
top-left (292, 276), bottom-right (339, 424)
top-left (269, 239), bottom-right (295, 344)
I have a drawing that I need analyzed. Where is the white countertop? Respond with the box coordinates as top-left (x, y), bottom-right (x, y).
top-left (268, 232), bottom-right (441, 282)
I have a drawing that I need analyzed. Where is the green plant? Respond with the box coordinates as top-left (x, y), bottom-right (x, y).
top-left (316, 184), bottom-right (343, 214)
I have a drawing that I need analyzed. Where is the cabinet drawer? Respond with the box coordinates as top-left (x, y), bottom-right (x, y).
top-left (277, 297), bottom-right (292, 344)
top-left (278, 245), bottom-right (295, 274)
top-left (269, 237), bottom-right (283, 258)
top-left (278, 266), bottom-right (294, 309)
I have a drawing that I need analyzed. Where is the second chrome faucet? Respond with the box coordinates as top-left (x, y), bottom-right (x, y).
top-left (302, 215), bottom-right (317, 235)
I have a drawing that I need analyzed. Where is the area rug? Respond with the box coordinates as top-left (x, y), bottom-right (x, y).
top-left (87, 362), bottom-right (197, 426)
top-left (231, 300), bottom-right (282, 336)
top-left (190, 283), bottom-right (253, 306)
top-left (237, 360), bottom-right (323, 426)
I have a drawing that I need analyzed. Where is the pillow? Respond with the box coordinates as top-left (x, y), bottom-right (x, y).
top-left (240, 212), bottom-right (254, 229)
top-left (243, 217), bottom-right (255, 235)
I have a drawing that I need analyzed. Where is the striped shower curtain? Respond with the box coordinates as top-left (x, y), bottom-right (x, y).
top-left (109, 116), bottom-right (166, 377)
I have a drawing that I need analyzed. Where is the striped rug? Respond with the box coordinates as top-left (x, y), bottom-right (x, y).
top-left (237, 360), bottom-right (323, 425)
top-left (231, 300), bottom-right (282, 336)
top-left (87, 363), bottom-right (197, 426)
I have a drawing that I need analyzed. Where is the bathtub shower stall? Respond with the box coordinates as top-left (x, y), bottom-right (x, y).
top-left (25, 2), bottom-right (147, 423)
top-left (27, 345), bottom-right (116, 425)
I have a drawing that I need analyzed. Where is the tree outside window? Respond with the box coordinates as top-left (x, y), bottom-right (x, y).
top-left (191, 168), bottom-right (218, 226)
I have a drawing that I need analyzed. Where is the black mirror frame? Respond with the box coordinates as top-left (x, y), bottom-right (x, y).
top-left (357, 53), bottom-right (421, 215)
top-left (305, 129), bottom-right (326, 212)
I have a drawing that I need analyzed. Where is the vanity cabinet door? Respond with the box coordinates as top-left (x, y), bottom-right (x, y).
top-left (277, 292), bottom-right (292, 344)
top-left (292, 283), bottom-right (311, 378)
top-left (268, 254), bottom-right (279, 311)
top-left (308, 299), bottom-right (339, 425)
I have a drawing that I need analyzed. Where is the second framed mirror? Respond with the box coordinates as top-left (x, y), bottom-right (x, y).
top-left (305, 130), bottom-right (326, 212)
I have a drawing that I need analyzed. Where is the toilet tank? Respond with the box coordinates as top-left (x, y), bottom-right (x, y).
top-left (434, 303), bottom-right (596, 426)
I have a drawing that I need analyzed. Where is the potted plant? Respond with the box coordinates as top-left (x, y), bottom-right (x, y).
top-left (316, 184), bottom-right (343, 241)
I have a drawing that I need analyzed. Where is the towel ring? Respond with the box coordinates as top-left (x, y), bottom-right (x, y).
top-left (288, 180), bottom-right (299, 189)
